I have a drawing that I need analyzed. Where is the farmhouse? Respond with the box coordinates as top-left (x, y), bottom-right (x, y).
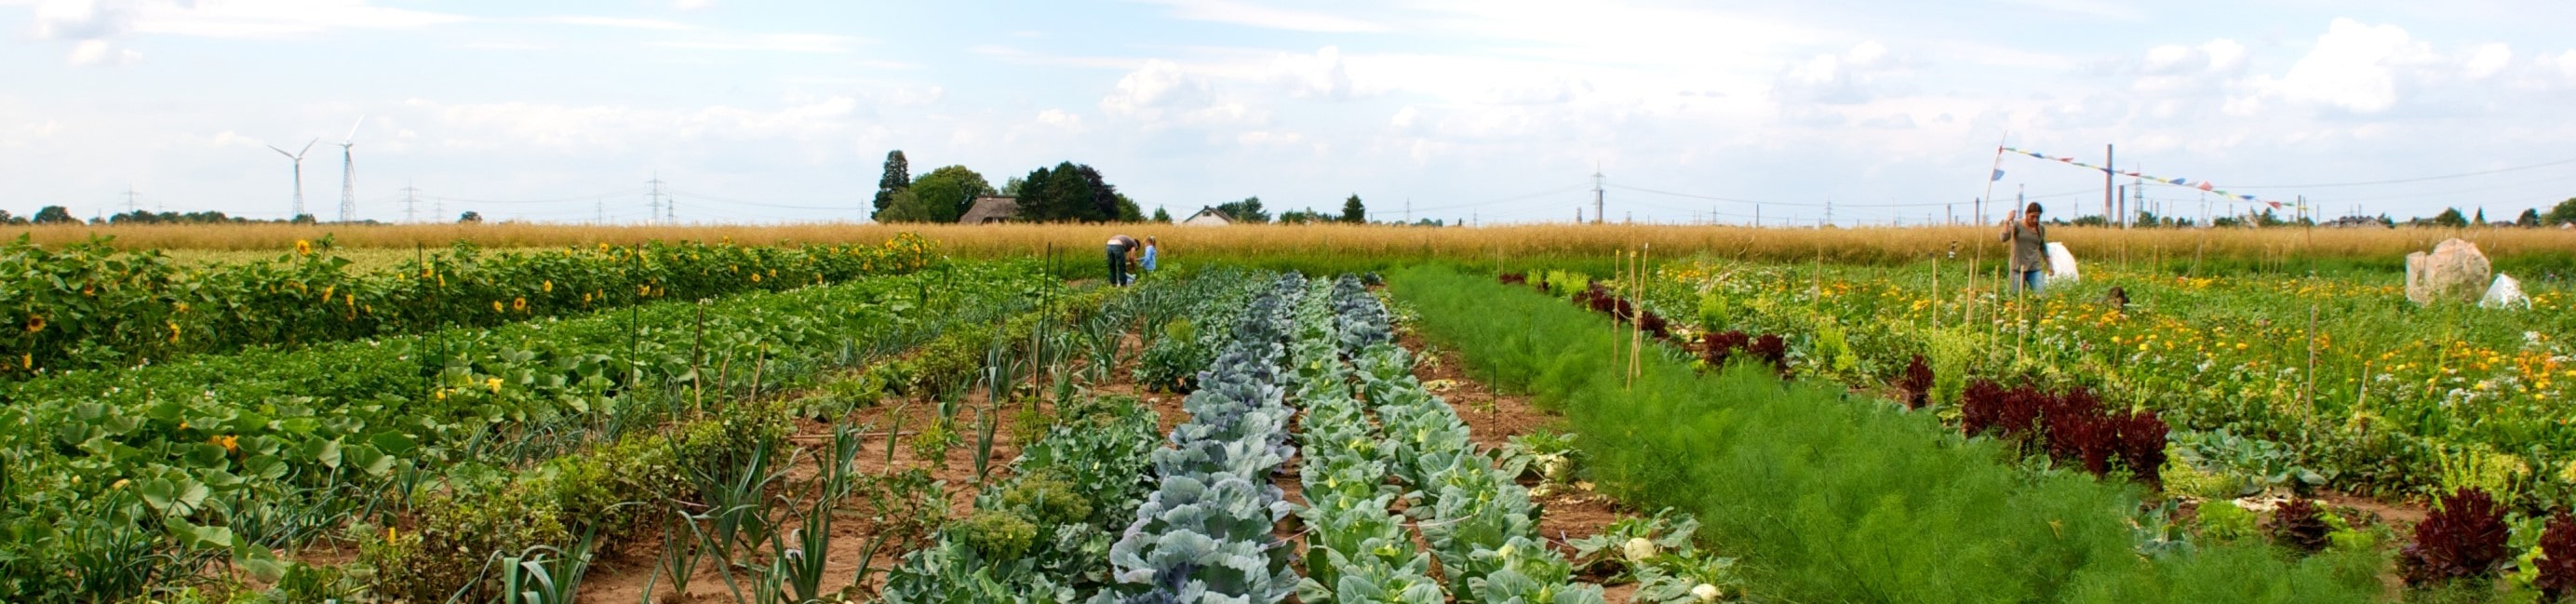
top-left (958, 196), bottom-right (1021, 224)
top-left (1180, 207), bottom-right (1234, 226)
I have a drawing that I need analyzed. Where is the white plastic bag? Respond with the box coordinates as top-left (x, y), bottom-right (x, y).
top-left (2480, 273), bottom-right (2529, 309)
top-left (2044, 242), bottom-right (2081, 282)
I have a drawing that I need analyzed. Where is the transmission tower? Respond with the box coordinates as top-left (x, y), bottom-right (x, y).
top-left (401, 181), bottom-right (421, 223)
top-left (1591, 167), bottom-right (1604, 225)
top-left (646, 173), bottom-right (668, 225)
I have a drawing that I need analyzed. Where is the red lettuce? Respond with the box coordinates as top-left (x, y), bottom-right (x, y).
top-left (2400, 488), bottom-right (2510, 586)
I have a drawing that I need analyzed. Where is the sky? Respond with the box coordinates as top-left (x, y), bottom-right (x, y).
top-left (4, 0), bottom-right (2575, 226)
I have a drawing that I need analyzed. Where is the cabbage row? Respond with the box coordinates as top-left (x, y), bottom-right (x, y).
top-left (1345, 273), bottom-right (1608, 603)
top-left (1290, 275), bottom-right (1444, 601)
top-left (1099, 273), bottom-right (1308, 601)
top-left (879, 396), bottom-right (1166, 601)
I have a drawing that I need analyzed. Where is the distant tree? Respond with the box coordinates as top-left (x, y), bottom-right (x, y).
top-left (1340, 195), bottom-right (1367, 223)
top-left (1032, 163), bottom-right (1095, 221)
top-left (1114, 194), bottom-right (1144, 222)
top-left (2518, 208), bottom-right (2543, 227)
top-left (0, 210), bottom-right (20, 225)
top-left (1000, 176), bottom-right (1026, 196)
top-left (291, 213), bottom-right (316, 224)
top-left (1076, 165), bottom-right (1120, 221)
top-left (2431, 208), bottom-right (2469, 228)
top-left (2475, 208), bottom-right (2487, 226)
top-left (1279, 208), bottom-right (1320, 224)
top-left (2546, 198), bottom-right (2576, 226)
top-left (910, 165), bottom-right (995, 223)
top-left (458, 211), bottom-right (483, 223)
top-left (876, 189), bottom-right (932, 222)
top-left (1012, 162), bottom-right (1124, 222)
top-left (1214, 196), bottom-right (1270, 223)
top-left (32, 206), bottom-right (75, 224)
top-left (872, 150), bottom-right (910, 217)
top-left (1151, 206), bottom-right (1172, 222)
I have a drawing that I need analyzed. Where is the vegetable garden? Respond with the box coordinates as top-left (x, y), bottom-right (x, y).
top-left (13, 227), bottom-right (2576, 603)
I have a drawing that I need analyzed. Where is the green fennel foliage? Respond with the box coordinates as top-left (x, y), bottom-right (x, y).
top-left (1386, 265), bottom-right (2386, 604)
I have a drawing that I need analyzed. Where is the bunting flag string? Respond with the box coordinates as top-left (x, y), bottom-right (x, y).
top-left (2000, 146), bottom-right (2286, 210)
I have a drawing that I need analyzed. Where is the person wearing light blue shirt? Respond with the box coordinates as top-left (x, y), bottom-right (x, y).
top-left (1140, 236), bottom-right (1159, 275)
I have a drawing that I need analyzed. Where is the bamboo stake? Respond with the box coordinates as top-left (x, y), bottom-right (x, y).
top-left (2304, 305), bottom-right (2318, 422)
top-left (692, 303), bottom-right (705, 411)
top-left (1633, 245), bottom-right (1648, 383)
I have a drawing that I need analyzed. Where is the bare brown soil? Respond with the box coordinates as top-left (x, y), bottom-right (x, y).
top-left (510, 294), bottom-right (1646, 602)
top-left (579, 342), bottom-right (1174, 602)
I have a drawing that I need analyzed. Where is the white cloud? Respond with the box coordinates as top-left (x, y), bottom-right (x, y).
top-left (1129, 0), bottom-right (1388, 33)
top-left (656, 32), bottom-right (863, 53)
top-left (34, 0), bottom-right (141, 40)
top-left (65, 39), bottom-right (140, 65)
top-left (2464, 44), bottom-right (2512, 79)
top-left (1236, 130), bottom-right (1303, 147)
top-left (2272, 19), bottom-right (2429, 114)
top-left (2137, 39), bottom-right (2245, 75)
top-left (545, 16), bottom-right (695, 31)
top-left (1773, 41), bottom-right (1901, 105)
top-left (1100, 60), bottom-right (1211, 121)
top-left (1036, 109), bottom-right (1084, 130)
top-left (406, 96), bottom-right (861, 151)
top-left (2543, 50), bottom-right (2576, 83)
top-left (1268, 47), bottom-right (1359, 100)
top-left (672, 0), bottom-right (713, 9)
top-left (1993, 0), bottom-right (2146, 22)
top-left (129, 0), bottom-right (469, 39)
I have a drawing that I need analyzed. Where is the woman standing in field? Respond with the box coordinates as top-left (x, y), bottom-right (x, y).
top-left (1107, 234), bottom-right (1140, 287)
top-left (2001, 202), bottom-right (2048, 295)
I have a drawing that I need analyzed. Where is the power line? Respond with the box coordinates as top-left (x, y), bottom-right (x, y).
top-left (2227, 156), bottom-right (2576, 189)
top-left (1609, 183), bottom-right (1961, 208)
top-left (418, 189), bottom-right (645, 205)
top-left (665, 188), bottom-right (865, 211)
top-left (1401, 183), bottom-right (1593, 213)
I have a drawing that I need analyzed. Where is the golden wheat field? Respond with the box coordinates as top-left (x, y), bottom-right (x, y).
top-left (14, 221), bottom-right (2576, 268)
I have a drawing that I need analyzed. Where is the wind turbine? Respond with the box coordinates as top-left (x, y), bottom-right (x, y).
top-left (335, 115), bottom-right (364, 222)
top-left (266, 138), bottom-right (318, 220)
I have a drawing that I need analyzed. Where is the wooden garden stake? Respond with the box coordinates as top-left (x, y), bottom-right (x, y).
top-left (1633, 245), bottom-right (1649, 383)
top-left (2304, 305), bottom-right (2318, 421)
top-left (693, 302), bottom-right (706, 411)
top-left (750, 343), bottom-right (770, 400)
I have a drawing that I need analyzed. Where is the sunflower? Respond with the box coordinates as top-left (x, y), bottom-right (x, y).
top-left (294, 239), bottom-right (314, 256)
top-left (23, 315), bottom-right (43, 333)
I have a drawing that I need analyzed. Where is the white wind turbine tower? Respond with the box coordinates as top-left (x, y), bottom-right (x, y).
top-left (335, 115), bottom-right (364, 222)
top-left (266, 138), bottom-right (319, 219)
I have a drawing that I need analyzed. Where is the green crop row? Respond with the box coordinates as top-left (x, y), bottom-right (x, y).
top-left (1389, 265), bottom-right (2388, 603)
top-left (0, 233), bottom-right (937, 379)
top-left (0, 259), bottom-right (1051, 602)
